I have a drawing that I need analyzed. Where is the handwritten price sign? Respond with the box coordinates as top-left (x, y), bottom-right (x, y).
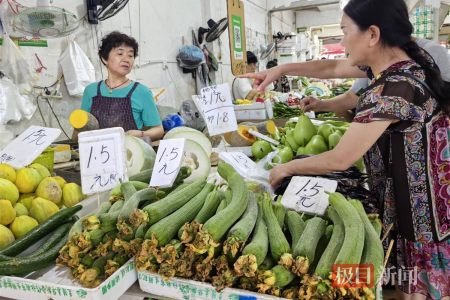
top-left (0, 126), bottom-right (61, 169)
top-left (281, 176), bottom-right (338, 216)
top-left (150, 138), bottom-right (186, 188)
top-left (78, 127), bottom-right (128, 195)
top-left (200, 84), bottom-right (238, 136)
top-left (218, 152), bottom-right (256, 177)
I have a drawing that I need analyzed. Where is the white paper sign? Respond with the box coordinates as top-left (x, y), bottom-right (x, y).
top-left (281, 176), bottom-right (338, 216)
top-left (0, 126), bottom-right (61, 169)
top-left (200, 84), bottom-right (238, 136)
top-left (150, 138), bottom-right (186, 188)
top-left (79, 127), bottom-right (128, 195)
top-left (219, 151), bottom-right (256, 177)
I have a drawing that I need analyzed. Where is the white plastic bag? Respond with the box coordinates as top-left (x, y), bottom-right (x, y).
top-left (0, 78), bottom-right (22, 123)
top-left (0, 35), bottom-right (37, 91)
top-left (245, 150), bottom-right (282, 196)
top-left (59, 40), bottom-right (96, 96)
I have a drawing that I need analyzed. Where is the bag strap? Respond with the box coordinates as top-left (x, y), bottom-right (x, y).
top-left (390, 72), bottom-right (435, 97)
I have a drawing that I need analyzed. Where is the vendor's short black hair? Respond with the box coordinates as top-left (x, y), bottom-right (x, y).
top-left (266, 60), bottom-right (278, 69)
top-left (98, 31), bottom-right (139, 65)
top-left (247, 51), bottom-right (258, 65)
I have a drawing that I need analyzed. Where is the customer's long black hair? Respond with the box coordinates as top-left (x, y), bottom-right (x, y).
top-left (344, 0), bottom-right (450, 113)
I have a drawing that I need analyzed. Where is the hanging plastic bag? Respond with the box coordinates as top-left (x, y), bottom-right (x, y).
top-left (16, 93), bottom-right (36, 120)
top-left (0, 78), bottom-right (22, 123)
top-left (59, 40), bottom-right (96, 96)
top-left (176, 45), bottom-right (205, 69)
top-left (245, 150), bottom-right (282, 196)
top-left (0, 35), bottom-right (37, 92)
top-left (162, 114), bottom-right (185, 131)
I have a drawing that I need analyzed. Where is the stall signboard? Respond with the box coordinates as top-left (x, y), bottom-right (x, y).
top-left (149, 138), bottom-right (186, 188)
top-left (0, 126), bottom-right (61, 169)
top-left (281, 176), bottom-right (338, 216)
top-left (227, 0), bottom-right (247, 75)
top-left (78, 127), bottom-right (128, 195)
top-left (200, 84), bottom-right (238, 136)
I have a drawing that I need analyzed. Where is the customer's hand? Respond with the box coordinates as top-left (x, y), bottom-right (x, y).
top-left (240, 66), bottom-right (283, 93)
top-left (300, 96), bottom-right (324, 112)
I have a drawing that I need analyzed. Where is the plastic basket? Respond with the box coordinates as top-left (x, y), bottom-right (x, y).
top-left (32, 147), bottom-right (55, 171)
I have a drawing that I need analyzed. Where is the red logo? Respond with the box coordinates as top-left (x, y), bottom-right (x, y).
top-left (331, 264), bottom-right (374, 288)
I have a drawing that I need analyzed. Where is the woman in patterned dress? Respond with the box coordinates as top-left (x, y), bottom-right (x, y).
top-left (241, 0), bottom-right (450, 298)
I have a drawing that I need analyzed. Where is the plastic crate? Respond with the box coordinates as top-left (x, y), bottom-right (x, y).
top-left (32, 147), bottom-right (55, 171)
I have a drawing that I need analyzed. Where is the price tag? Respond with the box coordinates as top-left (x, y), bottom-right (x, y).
top-left (78, 127), bottom-right (128, 195)
top-left (281, 176), bottom-right (338, 216)
top-left (200, 84), bottom-right (238, 136)
top-left (0, 126), bottom-right (61, 169)
top-left (149, 138), bottom-right (186, 188)
top-left (218, 152), bottom-right (255, 177)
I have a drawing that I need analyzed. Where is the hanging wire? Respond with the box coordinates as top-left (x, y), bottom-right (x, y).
top-left (166, 67), bottom-right (185, 100)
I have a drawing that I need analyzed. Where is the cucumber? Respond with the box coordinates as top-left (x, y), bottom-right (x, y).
top-left (0, 227), bottom-right (70, 275)
top-left (224, 191), bottom-right (258, 259)
top-left (203, 163), bottom-right (249, 241)
top-left (0, 205), bottom-right (82, 256)
top-left (143, 178), bottom-right (206, 225)
top-left (291, 217), bottom-right (328, 276)
top-left (145, 183), bottom-right (215, 245)
top-left (0, 223), bottom-right (72, 262)
top-left (315, 207), bottom-right (345, 280)
top-left (285, 211), bottom-right (306, 248)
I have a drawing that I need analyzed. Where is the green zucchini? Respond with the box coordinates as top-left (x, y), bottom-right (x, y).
top-left (0, 227), bottom-right (70, 275)
top-left (329, 193), bottom-right (364, 266)
top-left (273, 196), bottom-right (286, 228)
top-left (285, 211), bottom-right (306, 248)
top-left (110, 181), bottom-right (150, 199)
top-left (129, 168), bottom-right (153, 183)
top-left (203, 163), bottom-right (249, 241)
top-left (143, 178), bottom-right (206, 225)
top-left (224, 191), bottom-right (258, 259)
top-left (216, 199), bottom-right (227, 213)
top-left (350, 200), bottom-right (384, 284)
top-left (261, 194), bottom-right (290, 261)
top-left (0, 205), bottom-right (81, 256)
top-left (315, 207), bottom-right (345, 280)
top-left (178, 187), bottom-right (222, 239)
top-left (145, 183), bottom-right (215, 245)
top-left (120, 188), bottom-right (157, 225)
top-left (0, 223), bottom-right (72, 262)
top-left (292, 217), bottom-right (328, 276)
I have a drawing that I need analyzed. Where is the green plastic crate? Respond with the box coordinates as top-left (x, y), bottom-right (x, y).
top-left (32, 147), bottom-right (55, 172)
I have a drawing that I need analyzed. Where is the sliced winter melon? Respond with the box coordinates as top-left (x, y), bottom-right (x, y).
top-left (124, 135), bottom-right (156, 178)
top-left (182, 140), bottom-right (211, 183)
top-left (164, 127), bottom-right (212, 157)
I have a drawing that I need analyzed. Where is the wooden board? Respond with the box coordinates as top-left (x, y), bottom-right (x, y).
top-left (227, 0), bottom-right (247, 76)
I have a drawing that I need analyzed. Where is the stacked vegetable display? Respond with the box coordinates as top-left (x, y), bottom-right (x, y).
top-left (251, 116), bottom-right (365, 172)
top-left (125, 162), bottom-right (384, 300)
top-left (0, 162), bottom-right (86, 249)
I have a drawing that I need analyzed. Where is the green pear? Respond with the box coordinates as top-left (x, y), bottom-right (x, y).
top-left (252, 140), bottom-right (272, 159)
top-left (354, 157), bottom-right (365, 172)
top-left (286, 129), bottom-right (300, 150)
top-left (272, 146), bottom-right (294, 164)
top-left (304, 135), bottom-right (328, 155)
top-left (297, 147), bottom-right (305, 155)
top-left (317, 124), bottom-right (336, 142)
top-left (328, 132), bottom-right (342, 150)
top-left (293, 115), bottom-right (317, 146)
